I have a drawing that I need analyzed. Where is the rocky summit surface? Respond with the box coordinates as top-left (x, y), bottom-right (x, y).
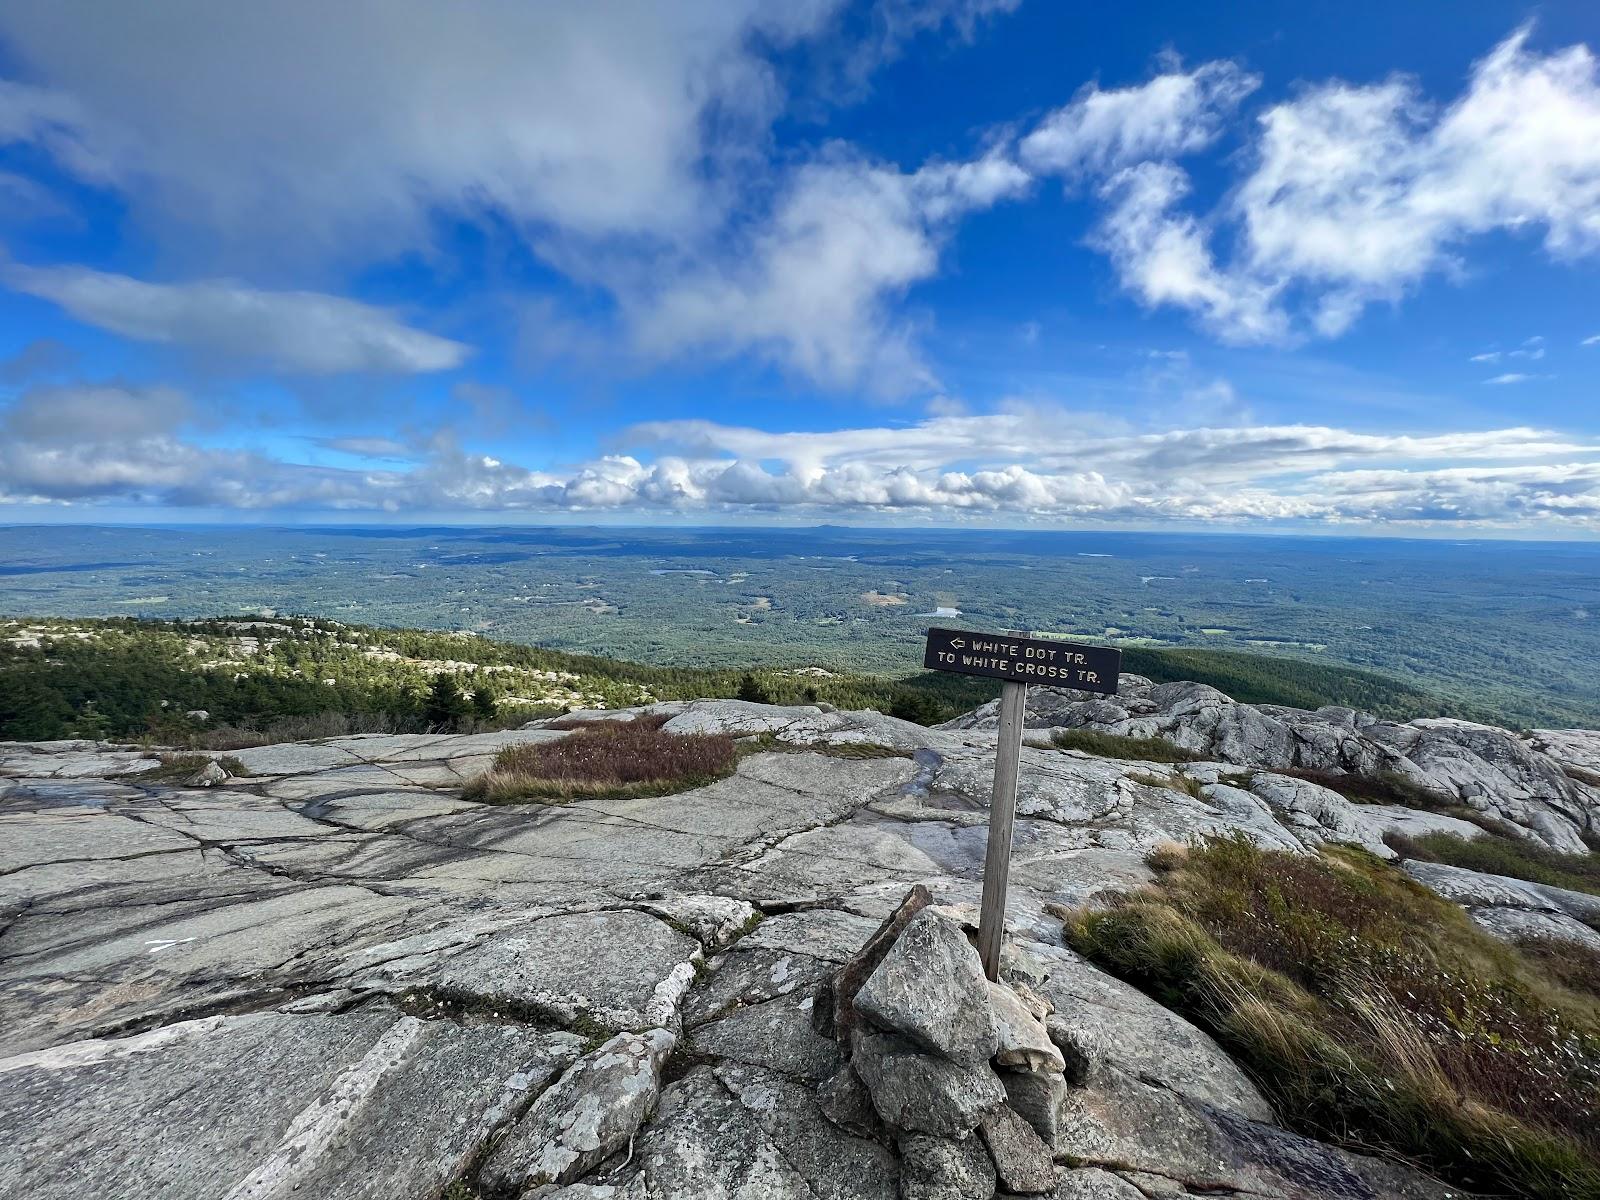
top-left (2, 679), bottom-right (1598, 1199)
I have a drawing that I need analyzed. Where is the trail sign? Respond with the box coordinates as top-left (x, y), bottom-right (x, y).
top-left (923, 627), bottom-right (1122, 695)
top-left (923, 627), bottom-right (1122, 979)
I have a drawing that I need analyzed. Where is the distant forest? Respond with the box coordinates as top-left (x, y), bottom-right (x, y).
top-left (0, 615), bottom-right (1478, 745)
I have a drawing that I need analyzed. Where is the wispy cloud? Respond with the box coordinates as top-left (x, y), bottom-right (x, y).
top-left (1042, 28), bottom-right (1600, 344)
top-left (1483, 372), bottom-right (1552, 385)
top-left (4, 263), bottom-right (470, 374)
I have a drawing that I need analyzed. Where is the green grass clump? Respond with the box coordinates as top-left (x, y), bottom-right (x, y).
top-left (1063, 836), bottom-right (1600, 1200)
top-left (464, 714), bottom-right (736, 804)
top-left (1051, 727), bottom-right (1200, 763)
top-left (1387, 830), bottom-right (1600, 899)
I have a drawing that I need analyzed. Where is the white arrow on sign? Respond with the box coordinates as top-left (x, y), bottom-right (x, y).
top-left (949, 637), bottom-right (965, 648)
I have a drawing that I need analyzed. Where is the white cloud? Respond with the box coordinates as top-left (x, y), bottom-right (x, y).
top-left (0, 1), bottom-right (1038, 393)
top-left (0, 2), bottom-right (846, 257)
top-left (1483, 372), bottom-right (1551, 385)
top-left (1582, 333), bottom-right (1600, 346)
top-left (1021, 60), bottom-right (1259, 178)
top-left (629, 147), bottom-right (1029, 394)
top-left (1069, 28), bottom-right (1600, 344)
top-left (1091, 163), bottom-right (1286, 344)
top-left (4, 263), bottom-right (470, 374)
top-left (5, 393), bottom-right (1597, 528)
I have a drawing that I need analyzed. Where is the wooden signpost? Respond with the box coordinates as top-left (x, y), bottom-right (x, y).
top-left (923, 627), bottom-right (1122, 980)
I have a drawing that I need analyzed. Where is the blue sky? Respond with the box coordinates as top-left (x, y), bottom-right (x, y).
top-left (1, 1), bottom-right (1598, 533)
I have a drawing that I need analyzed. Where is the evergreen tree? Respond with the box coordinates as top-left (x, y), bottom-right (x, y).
top-left (424, 673), bottom-right (471, 728)
top-left (470, 682), bottom-right (499, 723)
top-left (736, 673), bottom-right (771, 704)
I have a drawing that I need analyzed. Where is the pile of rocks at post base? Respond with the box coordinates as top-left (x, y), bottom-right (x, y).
top-left (812, 885), bottom-right (1065, 1199)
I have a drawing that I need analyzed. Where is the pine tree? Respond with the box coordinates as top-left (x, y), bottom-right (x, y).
top-left (424, 673), bottom-right (471, 729)
top-left (737, 673), bottom-right (771, 704)
top-left (470, 682), bottom-right (499, 723)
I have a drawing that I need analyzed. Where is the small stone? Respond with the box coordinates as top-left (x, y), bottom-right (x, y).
top-left (855, 909), bottom-right (998, 1067)
top-left (1001, 1068), bottom-right (1068, 1146)
top-left (816, 1064), bottom-right (881, 1138)
top-left (824, 884), bottom-right (931, 1043)
top-left (987, 980), bottom-right (1063, 1073)
top-left (898, 1133), bottom-right (996, 1200)
top-left (479, 1028), bottom-right (675, 1193)
top-left (811, 974), bottom-right (838, 1039)
top-left (852, 1030), bottom-right (1005, 1138)
top-left (186, 760), bottom-right (230, 788)
top-left (979, 1105), bottom-right (1056, 1194)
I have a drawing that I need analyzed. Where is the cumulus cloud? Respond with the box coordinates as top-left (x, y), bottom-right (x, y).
top-left (1021, 60), bottom-right (1259, 178)
top-left (1055, 27), bottom-right (1600, 343)
top-left (3, 263), bottom-right (470, 374)
top-left (6, 387), bottom-right (1596, 530)
top-left (1091, 163), bottom-right (1286, 344)
top-left (629, 147), bottom-right (1030, 393)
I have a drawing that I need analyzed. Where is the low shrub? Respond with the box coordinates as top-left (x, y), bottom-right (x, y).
top-left (464, 714), bottom-right (737, 804)
top-left (1387, 830), bottom-right (1600, 898)
top-left (1050, 728), bottom-right (1200, 763)
top-left (1063, 835), bottom-right (1600, 1200)
top-left (1279, 766), bottom-right (1451, 811)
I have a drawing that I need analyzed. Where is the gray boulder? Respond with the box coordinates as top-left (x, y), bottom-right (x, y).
top-left (855, 909), bottom-right (998, 1067)
top-left (852, 1030), bottom-right (1006, 1137)
top-left (479, 1028), bottom-right (675, 1193)
top-left (897, 1134), bottom-right (996, 1200)
top-left (978, 1104), bottom-right (1056, 1193)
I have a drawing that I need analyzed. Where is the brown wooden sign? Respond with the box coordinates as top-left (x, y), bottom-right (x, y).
top-left (922, 625), bottom-right (1122, 980)
top-left (923, 627), bottom-right (1121, 695)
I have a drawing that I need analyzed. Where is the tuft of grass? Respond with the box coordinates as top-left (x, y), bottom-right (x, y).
top-left (133, 752), bottom-right (250, 782)
top-left (1515, 937), bottom-right (1600, 999)
top-left (1051, 728), bottom-right (1200, 763)
top-left (463, 715), bottom-right (736, 804)
top-left (1387, 830), bottom-right (1600, 898)
top-left (1064, 835), bottom-right (1600, 1200)
top-left (1126, 769), bottom-right (1205, 799)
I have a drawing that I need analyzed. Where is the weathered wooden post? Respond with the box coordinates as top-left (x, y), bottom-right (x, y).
top-left (923, 626), bottom-right (1122, 982)
top-left (976, 677), bottom-right (1026, 980)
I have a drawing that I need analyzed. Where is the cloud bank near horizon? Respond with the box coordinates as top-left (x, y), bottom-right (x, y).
top-left (3, 386), bottom-right (1597, 530)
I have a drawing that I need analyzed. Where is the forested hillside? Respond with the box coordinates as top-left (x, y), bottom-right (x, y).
top-left (0, 615), bottom-right (1479, 744)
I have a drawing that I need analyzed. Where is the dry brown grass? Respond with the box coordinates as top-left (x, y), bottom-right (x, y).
top-left (1064, 835), bottom-right (1600, 1200)
top-left (464, 713), bottom-right (736, 804)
